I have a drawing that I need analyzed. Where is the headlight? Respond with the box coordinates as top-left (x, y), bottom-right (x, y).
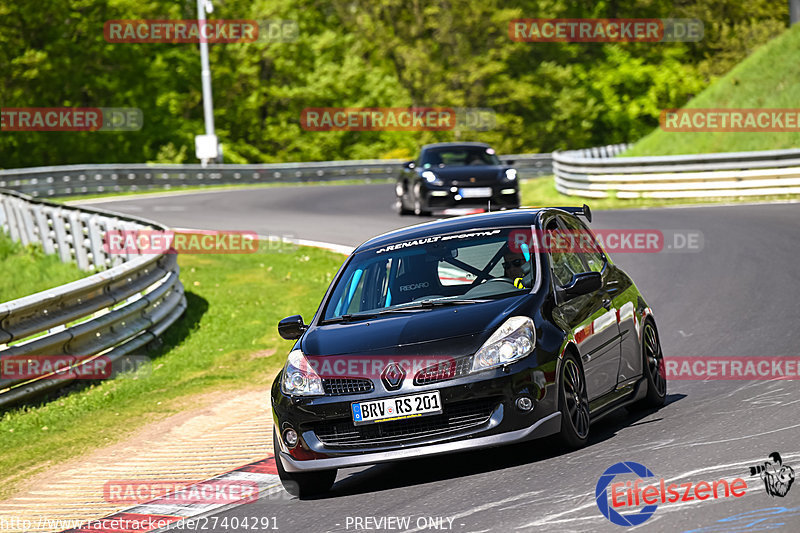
top-left (281, 349), bottom-right (324, 396)
top-left (505, 168), bottom-right (518, 181)
top-left (422, 170), bottom-right (442, 185)
top-left (472, 316), bottom-right (535, 373)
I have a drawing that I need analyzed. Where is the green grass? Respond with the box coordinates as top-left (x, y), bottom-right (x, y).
top-left (54, 178), bottom-right (391, 204)
top-left (520, 176), bottom-right (800, 210)
top-left (0, 233), bottom-right (87, 302)
top-left (626, 25), bottom-right (800, 156)
top-left (0, 242), bottom-right (346, 499)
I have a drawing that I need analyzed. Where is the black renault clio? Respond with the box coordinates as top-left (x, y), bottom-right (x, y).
top-left (271, 207), bottom-right (666, 497)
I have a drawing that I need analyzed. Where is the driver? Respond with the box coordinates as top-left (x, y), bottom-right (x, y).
top-left (502, 252), bottom-right (527, 286)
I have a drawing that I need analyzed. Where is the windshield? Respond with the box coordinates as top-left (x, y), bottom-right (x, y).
top-left (421, 146), bottom-right (501, 168)
top-left (322, 227), bottom-right (535, 321)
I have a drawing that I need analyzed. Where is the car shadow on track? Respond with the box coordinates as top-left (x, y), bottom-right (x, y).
top-left (310, 393), bottom-right (687, 500)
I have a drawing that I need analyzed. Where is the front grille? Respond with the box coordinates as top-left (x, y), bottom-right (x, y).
top-left (414, 356), bottom-right (474, 385)
top-left (322, 378), bottom-right (374, 396)
top-left (312, 397), bottom-right (498, 448)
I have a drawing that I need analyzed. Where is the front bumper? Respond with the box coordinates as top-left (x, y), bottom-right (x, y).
top-left (277, 410), bottom-right (561, 472)
top-left (421, 184), bottom-right (520, 210)
top-left (272, 358), bottom-right (560, 472)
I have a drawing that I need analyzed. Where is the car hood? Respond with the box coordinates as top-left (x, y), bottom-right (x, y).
top-left (302, 295), bottom-right (533, 357)
top-left (425, 166), bottom-right (507, 184)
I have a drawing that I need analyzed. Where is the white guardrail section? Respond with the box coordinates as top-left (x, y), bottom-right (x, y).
top-left (0, 190), bottom-right (186, 408)
top-left (553, 146), bottom-right (800, 199)
top-left (0, 154), bottom-right (555, 198)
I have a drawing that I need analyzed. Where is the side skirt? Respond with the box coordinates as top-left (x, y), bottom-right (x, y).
top-left (587, 376), bottom-right (646, 424)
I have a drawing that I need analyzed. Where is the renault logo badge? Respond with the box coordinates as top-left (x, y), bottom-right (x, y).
top-left (381, 362), bottom-right (405, 390)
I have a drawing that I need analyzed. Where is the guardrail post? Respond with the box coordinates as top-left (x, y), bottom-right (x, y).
top-left (68, 211), bottom-right (90, 270)
top-left (34, 205), bottom-right (56, 255)
top-left (86, 214), bottom-right (106, 271)
top-left (18, 202), bottom-right (38, 246)
top-left (4, 198), bottom-right (23, 242)
top-left (51, 207), bottom-right (73, 263)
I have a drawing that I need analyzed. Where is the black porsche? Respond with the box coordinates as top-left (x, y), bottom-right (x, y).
top-left (394, 142), bottom-right (520, 215)
top-left (271, 206), bottom-right (666, 497)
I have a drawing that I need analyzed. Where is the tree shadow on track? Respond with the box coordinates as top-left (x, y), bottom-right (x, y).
top-left (311, 393), bottom-right (687, 500)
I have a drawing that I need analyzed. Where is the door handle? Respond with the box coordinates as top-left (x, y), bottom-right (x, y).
top-left (602, 298), bottom-right (612, 310)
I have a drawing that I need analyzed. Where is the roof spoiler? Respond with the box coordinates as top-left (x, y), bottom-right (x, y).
top-left (555, 204), bottom-right (592, 223)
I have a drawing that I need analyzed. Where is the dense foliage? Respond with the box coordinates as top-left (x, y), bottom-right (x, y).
top-left (0, 0), bottom-right (789, 167)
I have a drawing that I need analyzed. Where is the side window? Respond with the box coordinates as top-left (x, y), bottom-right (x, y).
top-left (560, 215), bottom-right (606, 273)
top-left (545, 217), bottom-right (586, 287)
top-left (332, 259), bottom-right (391, 314)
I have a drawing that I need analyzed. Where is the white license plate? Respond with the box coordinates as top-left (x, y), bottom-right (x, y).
top-left (459, 187), bottom-right (493, 198)
top-left (351, 391), bottom-right (442, 425)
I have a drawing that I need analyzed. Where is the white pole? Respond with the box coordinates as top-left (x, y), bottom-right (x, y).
top-left (197, 0), bottom-right (216, 166)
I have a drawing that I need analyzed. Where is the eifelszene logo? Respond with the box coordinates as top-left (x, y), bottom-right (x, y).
top-left (596, 462), bottom-right (658, 526)
top-left (596, 461), bottom-right (748, 526)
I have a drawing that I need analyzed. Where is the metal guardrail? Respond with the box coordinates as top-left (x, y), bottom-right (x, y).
top-left (0, 190), bottom-right (186, 408)
top-left (554, 146), bottom-right (800, 199)
top-left (0, 154), bottom-right (554, 198)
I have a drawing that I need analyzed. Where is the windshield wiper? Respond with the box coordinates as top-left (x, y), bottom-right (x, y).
top-left (321, 312), bottom-right (379, 324)
top-left (322, 299), bottom-right (486, 323)
top-left (386, 298), bottom-right (487, 310)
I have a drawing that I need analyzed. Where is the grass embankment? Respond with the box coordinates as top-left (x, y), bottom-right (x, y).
top-left (0, 242), bottom-right (346, 500)
top-left (626, 24), bottom-right (800, 156)
top-left (0, 233), bottom-right (87, 302)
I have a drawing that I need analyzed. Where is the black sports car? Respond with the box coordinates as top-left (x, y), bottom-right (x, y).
top-left (394, 142), bottom-right (520, 215)
top-left (271, 207), bottom-right (666, 497)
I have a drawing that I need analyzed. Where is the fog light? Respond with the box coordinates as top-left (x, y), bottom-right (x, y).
top-left (283, 428), bottom-right (298, 448)
top-left (516, 396), bottom-right (533, 412)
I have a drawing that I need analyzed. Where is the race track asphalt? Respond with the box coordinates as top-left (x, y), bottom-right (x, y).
top-left (86, 186), bottom-right (800, 533)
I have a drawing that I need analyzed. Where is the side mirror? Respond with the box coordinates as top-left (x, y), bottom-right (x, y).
top-left (559, 272), bottom-right (602, 301)
top-left (278, 315), bottom-right (307, 340)
top-left (403, 160), bottom-right (415, 169)
top-left (504, 159), bottom-right (516, 166)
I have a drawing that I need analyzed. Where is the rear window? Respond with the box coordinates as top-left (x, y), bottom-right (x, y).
top-left (421, 146), bottom-right (500, 168)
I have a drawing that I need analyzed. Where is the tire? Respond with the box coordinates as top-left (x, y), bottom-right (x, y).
top-left (395, 182), bottom-right (413, 215)
top-left (412, 182), bottom-right (431, 216)
top-left (557, 353), bottom-right (590, 449)
top-left (274, 433), bottom-right (337, 498)
top-left (633, 320), bottom-right (667, 409)
top-left (397, 202), bottom-right (413, 215)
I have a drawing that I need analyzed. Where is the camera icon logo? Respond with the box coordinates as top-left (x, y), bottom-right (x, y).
top-left (749, 452), bottom-right (795, 498)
